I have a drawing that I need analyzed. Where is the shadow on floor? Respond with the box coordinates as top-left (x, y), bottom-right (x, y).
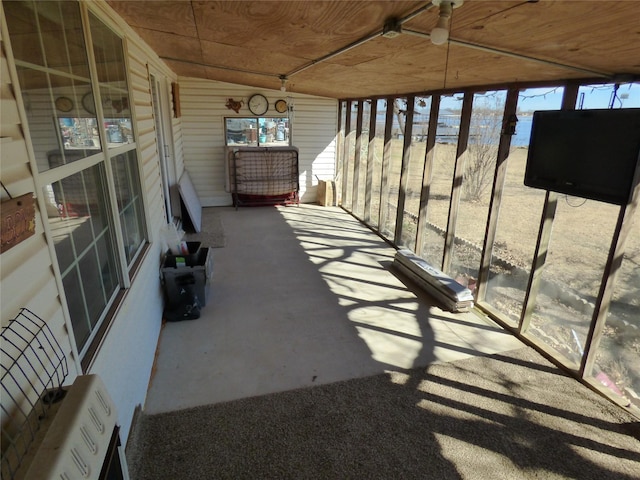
top-left (129, 347), bottom-right (640, 480)
top-left (128, 205), bottom-right (640, 479)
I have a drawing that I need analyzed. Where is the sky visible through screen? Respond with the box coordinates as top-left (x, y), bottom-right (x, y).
top-left (434, 83), bottom-right (639, 147)
top-left (371, 82), bottom-right (639, 147)
top-left (519, 83), bottom-right (640, 111)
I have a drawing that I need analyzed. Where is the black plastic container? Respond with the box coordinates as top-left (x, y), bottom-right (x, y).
top-left (161, 243), bottom-right (212, 313)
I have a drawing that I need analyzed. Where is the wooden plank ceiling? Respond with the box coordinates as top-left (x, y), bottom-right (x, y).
top-left (107, 0), bottom-right (640, 99)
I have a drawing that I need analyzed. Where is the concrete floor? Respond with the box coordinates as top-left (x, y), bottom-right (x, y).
top-left (144, 204), bottom-right (523, 414)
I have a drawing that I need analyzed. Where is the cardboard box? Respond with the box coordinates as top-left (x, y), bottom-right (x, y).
top-left (317, 180), bottom-right (337, 206)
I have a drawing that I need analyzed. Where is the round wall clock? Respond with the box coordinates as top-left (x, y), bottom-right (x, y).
top-left (55, 96), bottom-right (74, 113)
top-left (274, 99), bottom-right (288, 114)
top-left (82, 92), bottom-right (96, 114)
top-left (248, 94), bottom-right (268, 115)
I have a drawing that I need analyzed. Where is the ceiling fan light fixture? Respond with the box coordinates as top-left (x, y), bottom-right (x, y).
top-left (430, 19), bottom-right (450, 45)
top-left (280, 75), bottom-right (288, 92)
top-left (430, 0), bottom-right (463, 45)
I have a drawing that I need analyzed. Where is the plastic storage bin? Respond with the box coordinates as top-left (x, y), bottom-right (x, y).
top-left (161, 243), bottom-right (213, 311)
top-left (165, 241), bottom-right (201, 266)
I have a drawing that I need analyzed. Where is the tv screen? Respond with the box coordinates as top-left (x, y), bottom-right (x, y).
top-left (524, 108), bottom-right (640, 205)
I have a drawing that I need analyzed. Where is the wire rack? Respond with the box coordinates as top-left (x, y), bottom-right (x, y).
top-left (1, 308), bottom-right (68, 480)
top-left (231, 147), bottom-right (300, 208)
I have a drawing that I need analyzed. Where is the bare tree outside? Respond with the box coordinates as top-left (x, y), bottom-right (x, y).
top-left (463, 96), bottom-right (505, 202)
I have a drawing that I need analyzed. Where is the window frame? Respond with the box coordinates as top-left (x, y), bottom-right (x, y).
top-left (224, 116), bottom-right (291, 147)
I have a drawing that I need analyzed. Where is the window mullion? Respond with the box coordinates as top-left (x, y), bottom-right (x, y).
top-left (38, 152), bottom-right (104, 186)
top-left (351, 100), bottom-right (363, 217)
top-left (415, 94), bottom-right (440, 258)
top-left (394, 95), bottom-right (415, 246)
top-left (442, 92), bottom-right (473, 274)
top-left (363, 99), bottom-right (377, 224)
top-left (13, 60), bottom-right (92, 84)
top-left (341, 101), bottom-right (352, 206)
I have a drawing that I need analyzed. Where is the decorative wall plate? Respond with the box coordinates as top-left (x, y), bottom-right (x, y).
top-left (55, 96), bottom-right (74, 113)
top-left (274, 99), bottom-right (288, 114)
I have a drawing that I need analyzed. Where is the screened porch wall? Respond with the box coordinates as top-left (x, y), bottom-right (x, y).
top-left (337, 84), bottom-right (640, 415)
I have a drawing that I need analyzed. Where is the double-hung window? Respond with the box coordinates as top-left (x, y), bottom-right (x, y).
top-left (4, 0), bottom-right (147, 364)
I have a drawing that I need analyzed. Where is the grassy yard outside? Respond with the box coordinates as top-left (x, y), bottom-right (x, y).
top-left (347, 136), bottom-right (640, 404)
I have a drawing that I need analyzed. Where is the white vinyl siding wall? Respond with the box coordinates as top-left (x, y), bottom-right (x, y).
top-left (292, 98), bottom-right (339, 200)
top-left (1, 0), bottom-right (184, 444)
top-left (179, 78), bottom-right (338, 206)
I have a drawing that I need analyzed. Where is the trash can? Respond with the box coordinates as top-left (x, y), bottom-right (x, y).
top-left (161, 243), bottom-right (213, 321)
top-left (162, 273), bottom-right (201, 322)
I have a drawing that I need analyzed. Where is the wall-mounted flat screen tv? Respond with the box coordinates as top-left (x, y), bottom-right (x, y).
top-left (524, 108), bottom-right (640, 205)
